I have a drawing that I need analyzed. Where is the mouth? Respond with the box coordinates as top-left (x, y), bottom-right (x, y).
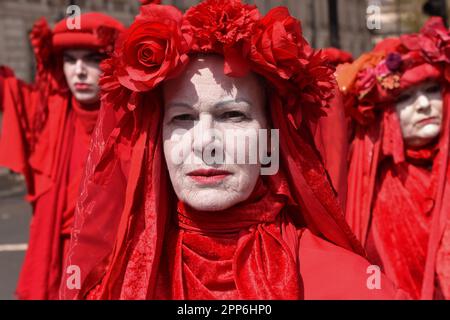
top-left (74, 83), bottom-right (92, 91)
top-left (416, 117), bottom-right (439, 127)
top-left (187, 169), bottom-right (232, 185)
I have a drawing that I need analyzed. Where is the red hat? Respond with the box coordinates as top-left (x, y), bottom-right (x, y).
top-left (52, 12), bottom-right (125, 53)
top-left (337, 17), bottom-right (450, 109)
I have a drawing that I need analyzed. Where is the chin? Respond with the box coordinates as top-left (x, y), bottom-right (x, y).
top-left (417, 124), bottom-right (441, 140)
top-left (73, 93), bottom-right (99, 104)
top-left (182, 190), bottom-right (243, 212)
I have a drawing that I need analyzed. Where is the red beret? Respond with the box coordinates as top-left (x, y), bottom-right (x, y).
top-left (52, 12), bottom-right (125, 52)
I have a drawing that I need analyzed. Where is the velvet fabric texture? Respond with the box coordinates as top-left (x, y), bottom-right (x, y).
top-left (338, 18), bottom-right (450, 299)
top-left (0, 14), bottom-right (123, 299)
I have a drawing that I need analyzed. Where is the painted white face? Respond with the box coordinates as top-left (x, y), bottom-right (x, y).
top-left (63, 49), bottom-right (103, 104)
top-left (163, 55), bottom-right (267, 211)
top-left (395, 81), bottom-right (443, 148)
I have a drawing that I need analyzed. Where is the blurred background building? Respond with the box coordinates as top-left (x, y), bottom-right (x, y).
top-left (0, 0), bottom-right (449, 82)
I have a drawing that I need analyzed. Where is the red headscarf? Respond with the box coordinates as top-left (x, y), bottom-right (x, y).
top-left (338, 17), bottom-right (450, 299)
top-left (60, 1), bottom-right (403, 300)
top-left (0, 13), bottom-right (124, 299)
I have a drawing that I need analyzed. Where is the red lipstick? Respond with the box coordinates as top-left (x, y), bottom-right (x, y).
top-left (187, 169), bottom-right (231, 184)
top-left (74, 83), bottom-right (91, 91)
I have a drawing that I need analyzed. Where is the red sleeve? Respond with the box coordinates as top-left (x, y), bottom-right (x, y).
top-left (298, 229), bottom-right (410, 300)
top-left (0, 66), bottom-right (36, 178)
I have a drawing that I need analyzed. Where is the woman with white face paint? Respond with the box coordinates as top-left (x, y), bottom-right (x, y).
top-left (396, 81), bottom-right (443, 148)
top-left (61, 1), bottom-right (406, 300)
top-left (0, 14), bottom-right (124, 299)
top-left (338, 18), bottom-right (450, 299)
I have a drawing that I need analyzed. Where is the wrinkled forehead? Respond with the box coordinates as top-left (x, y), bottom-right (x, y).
top-left (163, 55), bottom-right (265, 107)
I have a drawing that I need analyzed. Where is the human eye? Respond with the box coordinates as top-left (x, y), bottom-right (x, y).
top-left (219, 110), bottom-right (250, 122)
top-left (88, 54), bottom-right (105, 64)
top-left (397, 92), bottom-right (413, 103)
top-left (172, 113), bottom-right (196, 122)
top-left (425, 84), bottom-right (440, 94)
top-left (63, 54), bottom-right (76, 64)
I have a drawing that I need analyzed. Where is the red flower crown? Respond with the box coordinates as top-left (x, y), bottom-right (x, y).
top-left (100, 0), bottom-right (335, 120)
top-left (338, 17), bottom-right (450, 104)
top-left (336, 17), bottom-right (450, 125)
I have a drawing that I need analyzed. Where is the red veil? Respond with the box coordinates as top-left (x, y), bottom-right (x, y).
top-left (0, 14), bottom-right (124, 299)
top-left (338, 18), bottom-right (450, 299)
top-left (61, 1), bottom-right (402, 300)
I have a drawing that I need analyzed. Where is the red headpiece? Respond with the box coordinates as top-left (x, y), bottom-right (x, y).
top-left (337, 17), bottom-right (450, 124)
top-left (52, 12), bottom-right (125, 53)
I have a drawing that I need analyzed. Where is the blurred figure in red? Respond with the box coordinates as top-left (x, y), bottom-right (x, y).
top-left (0, 13), bottom-right (124, 299)
top-left (338, 18), bottom-right (450, 299)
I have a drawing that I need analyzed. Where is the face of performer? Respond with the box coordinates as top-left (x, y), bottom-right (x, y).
top-left (63, 49), bottom-right (104, 104)
top-left (163, 55), bottom-right (267, 211)
top-left (395, 81), bottom-right (443, 148)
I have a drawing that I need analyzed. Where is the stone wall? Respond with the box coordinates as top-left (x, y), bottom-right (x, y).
top-left (0, 0), bottom-right (373, 82)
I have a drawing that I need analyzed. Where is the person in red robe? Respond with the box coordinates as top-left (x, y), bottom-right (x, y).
top-left (0, 13), bottom-right (124, 299)
top-left (60, 0), bottom-right (407, 300)
top-left (337, 17), bottom-right (450, 299)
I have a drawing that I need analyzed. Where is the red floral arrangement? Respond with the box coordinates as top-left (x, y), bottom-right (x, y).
top-left (336, 17), bottom-right (450, 125)
top-left (344, 17), bottom-right (450, 103)
top-left (101, 0), bottom-right (335, 120)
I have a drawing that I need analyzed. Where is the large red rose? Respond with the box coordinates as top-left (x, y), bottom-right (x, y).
top-left (250, 7), bottom-right (313, 83)
top-left (115, 4), bottom-right (191, 92)
top-left (184, 0), bottom-right (260, 76)
top-left (250, 7), bottom-right (335, 120)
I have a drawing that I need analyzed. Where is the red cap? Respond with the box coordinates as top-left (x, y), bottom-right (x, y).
top-left (52, 12), bottom-right (125, 52)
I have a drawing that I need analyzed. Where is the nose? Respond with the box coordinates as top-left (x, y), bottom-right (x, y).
top-left (75, 59), bottom-right (87, 78)
top-left (192, 113), bottom-right (215, 155)
top-left (416, 92), bottom-right (431, 111)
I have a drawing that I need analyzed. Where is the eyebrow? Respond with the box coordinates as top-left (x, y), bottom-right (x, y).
top-left (63, 52), bottom-right (104, 60)
top-left (166, 98), bottom-right (253, 109)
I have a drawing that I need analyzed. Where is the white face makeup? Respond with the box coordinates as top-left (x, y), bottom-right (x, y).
top-left (395, 81), bottom-right (443, 148)
top-left (162, 55), bottom-right (267, 211)
top-left (63, 49), bottom-right (104, 105)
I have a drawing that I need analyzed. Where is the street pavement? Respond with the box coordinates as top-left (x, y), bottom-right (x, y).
top-left (0, 167), bottom-right (31, 300)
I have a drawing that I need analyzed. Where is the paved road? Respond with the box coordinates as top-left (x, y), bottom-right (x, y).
top-left (0, 168), bottom-right (31, 300)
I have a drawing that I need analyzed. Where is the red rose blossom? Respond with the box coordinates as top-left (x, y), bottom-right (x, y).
top-left (251, 7), bottom-right (312, 82)
top-left (115, 4), bottom-right (191, 92)
top-left (250, 7), bottom-right (335, 119)
top-left (184, 0), bottom-right (260, 76)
